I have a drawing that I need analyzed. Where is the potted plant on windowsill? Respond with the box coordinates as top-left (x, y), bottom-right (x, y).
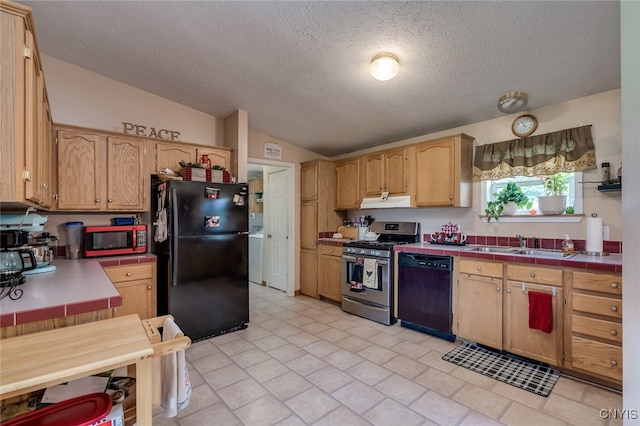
top-left (538, 172), bottom-right (569, 214)
top-left (485, 181), bottom-right (531, 221)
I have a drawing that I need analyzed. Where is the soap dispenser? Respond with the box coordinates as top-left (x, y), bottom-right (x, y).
top-left (561, 234), bottom-right (574, 254)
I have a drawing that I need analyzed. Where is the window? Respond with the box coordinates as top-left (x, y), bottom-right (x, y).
top-left (482, 172), bottom-right (583, 216)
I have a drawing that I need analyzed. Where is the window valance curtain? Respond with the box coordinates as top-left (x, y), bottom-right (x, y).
top-left (473, 125), bottom-right (597, 181)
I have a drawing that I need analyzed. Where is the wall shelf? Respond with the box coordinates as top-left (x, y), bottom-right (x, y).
top-left (597, 183), bottom-right (621, 192)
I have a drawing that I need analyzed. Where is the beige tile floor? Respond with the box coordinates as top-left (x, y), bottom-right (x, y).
top-left (152, 283), bottom-right (622, 425)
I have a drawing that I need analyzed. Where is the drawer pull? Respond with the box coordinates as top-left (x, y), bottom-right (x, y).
top-left (126, 272), bottom-right (132, 277)
top-left (611, 360), bottom-right (618, 367)
top-left (610, 330), bottom-right (618, 336)
top-left (610, 306), bottom-right (618, 312)
top-left (611, 283), bottom-right (618, 289)
top-left (529, 272), bottom-right (536, 278)
top-left (477, 266), bottom-right (481, 271)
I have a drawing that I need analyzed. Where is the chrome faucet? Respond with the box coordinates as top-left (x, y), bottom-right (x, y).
top-left (516, 234), bottom-right (527, 248)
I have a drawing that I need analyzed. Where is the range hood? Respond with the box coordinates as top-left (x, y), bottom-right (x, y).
top-left (360, 195), bottom-right (412, 209)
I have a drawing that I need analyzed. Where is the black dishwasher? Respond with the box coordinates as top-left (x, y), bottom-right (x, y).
top-left (397, 252), bottom-right (455, 341)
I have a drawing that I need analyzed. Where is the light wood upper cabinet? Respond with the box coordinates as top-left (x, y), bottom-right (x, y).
top-left (335, 158), bottom-right (361, 210)
top-left (107, 137), bottom-right (147, 211)
top-left (196, 147), bottom-right (231, 171)
top-left (0, 3), bottom-right (52, 208)
top-left (415, 134), bottom-right (474, 207)
top-left (363, 147), bottom-right (412, 197)
top-left (56, 128), bottom-right (148, 211)
top-left (301, 162), bottom-right (319, 201)
top-left (56, 130), bottom-right (103, 210)
top-left (154, 142), bottom-right (197, 174)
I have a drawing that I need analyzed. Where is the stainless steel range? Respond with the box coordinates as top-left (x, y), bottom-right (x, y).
top-left (341, 221), bottom-right (419, 325)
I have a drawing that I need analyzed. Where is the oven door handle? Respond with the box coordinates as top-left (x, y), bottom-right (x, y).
top-left (341, 255), bottom-right (388, 266)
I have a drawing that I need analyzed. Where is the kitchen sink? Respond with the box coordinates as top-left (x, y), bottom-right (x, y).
top-left (466, 246), bottom-right (579, 259)
top-left (466, 246), bottom-right (520, 254)
top-left (514, 248), bottom-right (578, 259)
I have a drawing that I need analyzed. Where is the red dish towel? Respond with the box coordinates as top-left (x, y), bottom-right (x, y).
top-left (528, 291), bottom-right (553, 333)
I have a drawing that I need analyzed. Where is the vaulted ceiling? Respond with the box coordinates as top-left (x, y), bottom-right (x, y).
top-left (22, 1), bottom-right (620, 157)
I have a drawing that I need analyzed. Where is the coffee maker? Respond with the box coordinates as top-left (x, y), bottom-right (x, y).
top-left (0, 211), bottom-right (49, 300)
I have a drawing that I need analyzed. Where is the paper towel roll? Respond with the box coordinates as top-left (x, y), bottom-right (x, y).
top-left (586, 217), bottom-right (603, 252)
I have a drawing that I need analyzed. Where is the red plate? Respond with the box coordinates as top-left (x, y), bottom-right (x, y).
top-left (3, 392), bottom-right (112, 426)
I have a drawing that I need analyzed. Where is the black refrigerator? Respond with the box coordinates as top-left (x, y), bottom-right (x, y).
top-left (150, 179), bottom-right (249, 341)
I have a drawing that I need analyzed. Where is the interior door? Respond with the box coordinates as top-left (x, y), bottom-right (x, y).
top-left (265, 168), bottom-right (289, 292)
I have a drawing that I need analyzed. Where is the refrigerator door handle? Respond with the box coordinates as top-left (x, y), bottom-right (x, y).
top-left (171, 186), bottom-right (179, 287)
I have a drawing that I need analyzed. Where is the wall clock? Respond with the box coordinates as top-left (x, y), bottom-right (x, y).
top-left (511, 114), bottom-right (538, 138)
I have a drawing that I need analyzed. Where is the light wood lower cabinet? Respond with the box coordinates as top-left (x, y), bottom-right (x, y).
top-left (504, 280), bottom-right (564, 366)
top-left (318, 244), bottom-right (342, 303)
top-left (103, 263), bottom-right (157, 320)
top-left (504, 264), bottom-right (564, 366)
top-left (456, 261), bottom-right (564, 366)
top-left (456, 259), bottom-right (503, 349)
top-left (301, 248), bottom-right (318, 298)
top-left (565, 271), bottom-right (622, 384)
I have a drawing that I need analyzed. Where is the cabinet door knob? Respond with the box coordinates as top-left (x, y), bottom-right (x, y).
top-left (529, 272), bottom-right (536, 278)
top-left (449, 195), bottom-right (453, 200)
top-left (611, 283), bottom-right (618, 289)
top-left (95, 199), bottom-right (100, 203)
top-left (610, 306), bottom-right (618, 312)
top-left (147, 286), bottom-right (152, 290)
top-left (108, 199), bottom-right (113, 203)
top-left (610, 330), bottom-right (617, 336)
top-left (476, 266), bottom-right (481, 271)
top-left (126, 272), bottom-right (132, 277)
top-left (506, 288), bottom-right (511, 293)
top-left (267, 234), bottom-right (272, 238)
top-left (610, 360), bottom-right (618, 366)
top-left (496, 287), bottom-right (501, 292)
top-left (42, 183), bottom-right (48, 190)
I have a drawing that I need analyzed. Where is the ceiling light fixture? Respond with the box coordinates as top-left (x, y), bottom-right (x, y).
top-left (498, 91), bottom-right (529, 113)
top-left (370, 53), bottom-right (400, 81)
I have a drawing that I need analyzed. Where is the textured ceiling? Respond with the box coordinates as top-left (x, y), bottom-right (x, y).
top-left (22, 1), bottom-right (620, 157)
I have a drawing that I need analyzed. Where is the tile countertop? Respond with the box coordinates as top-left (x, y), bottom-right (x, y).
top-left (0, 254), bottom-right (156, 328)
top-left (317, 239), bottom-right (622, 273)
top-left (396, 243), bottom-right (623, 273)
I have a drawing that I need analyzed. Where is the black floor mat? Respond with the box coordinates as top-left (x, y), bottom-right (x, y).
top-left (442, 341), bottom-right (560, 397)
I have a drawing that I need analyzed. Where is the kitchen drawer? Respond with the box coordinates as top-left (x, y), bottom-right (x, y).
top-left (570, 336), bottom-right (622, 382)
top-left (572, 293), bottom-right (622, 319)
top-left (571, 314), bottom-right (622, 344)
top-left (103, 263), bottom-right (153, 283)
top-left (572, 271), bottom-right (622, 295)
top-left (319, 244), bottom-right (342, 257)
top-left (506, 264), bottom-right (562, 286)
top-left (459, 259), bottom-right (503, 278)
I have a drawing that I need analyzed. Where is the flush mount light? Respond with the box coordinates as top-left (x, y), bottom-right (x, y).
top-left (498, 91), bottom-right (528, 113)
top-left (370, 53), bottom-right (400, 81)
